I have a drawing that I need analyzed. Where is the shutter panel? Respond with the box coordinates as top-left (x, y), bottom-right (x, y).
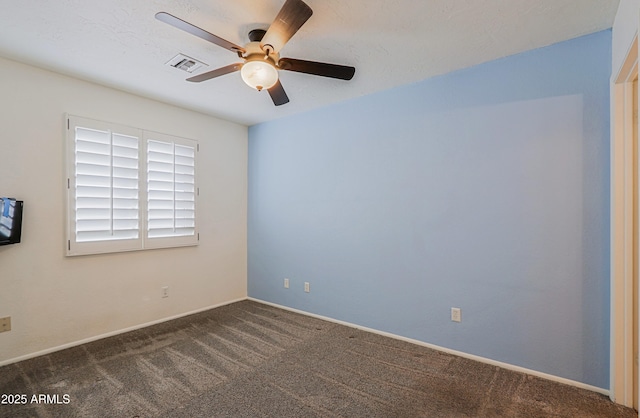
top-left (147, 139), bottom-right (196, 239)
top-left (74, 127), bottom-right (139, 242)
top-left (66, 115), bottom-right (197, 255)
top-left (111, 133), bottom-right (140, 238)
top-left (174, 144), bottom-right (196, 236)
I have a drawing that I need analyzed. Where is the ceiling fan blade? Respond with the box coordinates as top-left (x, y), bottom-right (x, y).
top-left (261, 0), bottom-right (313, 54)
top-left (268, 80), bottom-right (290, 106)
top-left (278, 58), bottom-right (355, 80)
top-left (187, 63), bottom-right (243, 82)
top-left (156, 12), bottom-right (245, 54)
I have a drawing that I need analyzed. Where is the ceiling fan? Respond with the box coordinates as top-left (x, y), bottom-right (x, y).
top-left (156, 0), bottom-right (356, 106)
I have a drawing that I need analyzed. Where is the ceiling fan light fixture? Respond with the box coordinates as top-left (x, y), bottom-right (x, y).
top-left (240, 59), bottom-right (278, 91)
top-left (156, 0), bottom-right (354, 106)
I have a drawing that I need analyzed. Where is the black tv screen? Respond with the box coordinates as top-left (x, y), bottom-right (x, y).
top-left (0, 198), bottom-right (23, 246)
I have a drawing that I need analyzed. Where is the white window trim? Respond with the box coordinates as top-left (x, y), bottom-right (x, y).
top-left (65, 115), bottom-right (199, 256)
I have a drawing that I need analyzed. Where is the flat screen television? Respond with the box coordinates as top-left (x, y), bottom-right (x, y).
top-left (0, 198), bottom-right (23, 246)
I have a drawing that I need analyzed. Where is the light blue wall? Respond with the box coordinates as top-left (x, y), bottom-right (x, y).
top-left (248, 31), bottom-right (612, 389)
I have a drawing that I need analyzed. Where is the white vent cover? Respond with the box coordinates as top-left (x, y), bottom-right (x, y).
top-left (165, 53), bottom-right (207, 73)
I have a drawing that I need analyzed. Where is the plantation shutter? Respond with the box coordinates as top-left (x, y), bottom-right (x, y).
top-left (74, 126), bottom-right (139, 242)
top-left (66, 115), bottom-right (198, 256)
top-left (146, 136), bottom-right (196, 241)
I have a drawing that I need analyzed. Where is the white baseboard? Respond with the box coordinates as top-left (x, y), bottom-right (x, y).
top-left (248, 297), bottom-right (610, 397)
top-left (2, 296), bottom-right (611, 399)
top-left (0, 297), bottom-right (247, 368)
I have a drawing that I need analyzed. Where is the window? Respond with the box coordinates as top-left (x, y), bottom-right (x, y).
top-left (66, 115), bottom-right (198, 256)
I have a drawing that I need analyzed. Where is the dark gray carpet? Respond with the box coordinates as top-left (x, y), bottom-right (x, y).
top-left (0, 300), bottom-right (636, 417)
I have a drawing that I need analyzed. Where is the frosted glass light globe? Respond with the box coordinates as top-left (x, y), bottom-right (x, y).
top-left (241, 60), bottom-right (278, 91)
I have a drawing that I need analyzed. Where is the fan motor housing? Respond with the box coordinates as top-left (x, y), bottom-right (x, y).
top-left (242, 41), bottom-right (279, 67)
top-left (248, 29), bottom-right (266, 43)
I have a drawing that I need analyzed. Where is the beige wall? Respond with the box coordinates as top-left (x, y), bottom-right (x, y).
top-left (0, 56), bottom-right (248, 364)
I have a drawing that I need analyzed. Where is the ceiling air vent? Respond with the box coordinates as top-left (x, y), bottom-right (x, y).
top-left (166, 53), bottom-right (207, 73)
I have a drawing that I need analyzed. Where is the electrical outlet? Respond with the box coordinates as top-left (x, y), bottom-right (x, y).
top-left (451, 307), bottom-right (461, 322)
top-left (0, 317), bottom-right (11, 333)
top-left (304, 282), bottom-right (310, 293)
top-left (162, 286), bottom-right (169, 298)
top-left (284, 278), bottom-right (290, 289)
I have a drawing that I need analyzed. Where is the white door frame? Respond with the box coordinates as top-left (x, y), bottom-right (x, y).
top-left (610, 34), bottom-right (638, 409)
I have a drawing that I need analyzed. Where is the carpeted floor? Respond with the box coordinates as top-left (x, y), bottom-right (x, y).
top-left (0, 300), bottom-right (636, 417)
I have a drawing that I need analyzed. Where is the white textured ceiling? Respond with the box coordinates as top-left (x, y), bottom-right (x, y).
top-left (0, 0), bottom-right (619, 126)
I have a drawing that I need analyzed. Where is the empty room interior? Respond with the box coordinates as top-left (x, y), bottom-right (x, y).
top-left (1, 0), bottom-right (640, 416)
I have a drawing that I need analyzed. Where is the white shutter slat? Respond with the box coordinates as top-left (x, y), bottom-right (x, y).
top-left (76, 127), bottom-right (111, 143)
top-left (113, 156), bottom-right (138, 170)
top-left (77, 231), bottom-right (113, 242)
top-left (148, 160), bottom-right (173, 172)
top-left (148, 151), bottom-right (174, 164)
top-left (148, 192), bottom-right (174, 201)
top-left (76, 229), bottom-right (138, 242)
top-left (175, 185), bottom-right (194, 194)
top-left (113, 201), bottom-right (138, 210)
top-left (113, 209), bottom-right (138, 219)
top-left (76, 151), bottom-right (111, 167)
top-left (113, 219), bottom-right (139, 230)
top-left (113, 187), bottom-right (138, 198)
top-left (175, 191), bottom-right (195, 200)
top-left (147, 200), bottom-right (173, 210)
top-left (113, 177), bottom-right (139, 189)
top-left (112, 133), bottom-right (138, 147)
top-left (76, 174), bottom-right (111, 188)
top-left (77, 219), bottom-right (112, 232)
top-left (77, 163), bottom-right (111, 176)
top-left (175, 155), bottom-right (194, 166)
top-left (148, 182), bottom-right (174, 192)
top-left (148, 209), bottom-right (174, 219)
top-left (148, 171), bottom-right (174, 182)
top-left (175, 173), bottom-right (194, 183)
top-left (175, 201), bottom-right (194, 210)
top-left (148, 219), bottom-right (175, 229)
top-left (76, 197), bottom-right (111, 209)
top-left (76, 208), bottom-right (111, 219)
top-left (175, 144), bottom-right (193, 154)
top-left (148, 140), bottom-right (173, 153)
top-left (148, 229), bottom-right (176, 238)
top-left (76, 187), bottom-right (110, 198)
top-left (175, 166), bottom-right (194, 175)
top-left (113, 167), bottom-right (138, 180)
top-left (113, 147), bottom-right (138, 159)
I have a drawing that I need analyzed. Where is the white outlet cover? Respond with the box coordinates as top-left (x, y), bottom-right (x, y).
top-left (451, 307), bottom-right (461, 322)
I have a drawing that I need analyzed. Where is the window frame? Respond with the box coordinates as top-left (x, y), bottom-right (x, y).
top-left (65, 115), bottom-right (199, 256)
